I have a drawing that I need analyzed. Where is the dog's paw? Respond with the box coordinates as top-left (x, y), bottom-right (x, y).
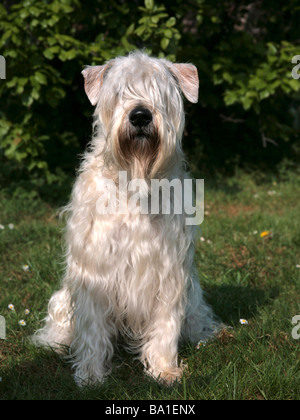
top-left (73, 368), bottom-right (107, 387)
top-left (159, 368), bottom-right (183, 385)
top-left (146, 365), bottom-right (184, 386)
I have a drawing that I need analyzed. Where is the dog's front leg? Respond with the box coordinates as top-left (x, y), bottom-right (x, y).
top-left (70, 287), bottom-right (116, 386)
top-left (141, 305), bottom-right (184, 385)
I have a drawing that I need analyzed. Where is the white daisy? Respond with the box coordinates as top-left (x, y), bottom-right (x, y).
top-left (196, 340), bottom-right (206, 349)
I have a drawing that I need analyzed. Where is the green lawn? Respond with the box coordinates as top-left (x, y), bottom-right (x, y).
top-left (0, 171), bottom-right (299, 400)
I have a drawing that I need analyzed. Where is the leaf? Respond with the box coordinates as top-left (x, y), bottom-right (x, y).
top-left (161, 38), bottom-right (169, 50)
top-left (163, 29), bottom-right (173, 39)
top-left (267, 42), bottom-right (277, 55)
top-left (0, 4), bottom-right (7, 15)
top-left (31, 88), bottom-right (40, 100)
top-left (51, 1), bottom-right (60, 14)
top-left (287, 78), bottom-right (300, 92)
top-left (37, 161), bottom-right (47, 169)
top-left (166, 17), bottom-right (176, 27)
top-left (135, 25), bottom-right (146, 37)
top-left (6, 77), bottom-right (18, 88)
top-left (6, 49), bottom-right (18, 58)
top-left (224, 91), bottom-right (238, 106)
top-left (28, 6), bottom-right (42, 17)
top-left (223, 72), bottom-right (233, 84)
top-left (0, 120), bottom-right (11, 136)
top-left (242, 96), bottom-right (254, 110)
top-left (21, 93), bottom-right (34, 107)
top-left (151, 16), bottom-right (159, 24)
top-left (48, 15), bottom-right (60, 26)
top-left (259, 90), bottom-right (271, 100)
top-left (212, 63), bottom-right (222, 72)
top-left (63, 49), bottom-right (77, 60)
top-left (19, 9), bottom-right (29, 19)
top-left (126, 23), bottom-right (135, 36)
top-left (34, 71), bottom-right (47, 85)
top-left (145, 0), bottom-right (154, 10)
top-left (43, 49), bottom-right (54, 60)
top-left (121, 35), bottom-right (136, 51)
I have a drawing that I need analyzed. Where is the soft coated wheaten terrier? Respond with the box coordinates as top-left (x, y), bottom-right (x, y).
top-left (33, 51), bottom-right (219, 386)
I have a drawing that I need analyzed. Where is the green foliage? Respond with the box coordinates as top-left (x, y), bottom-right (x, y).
top-left (134, 0), bottom-right (180, 58)
top-left (217, 41), bottom-right (300, 111)
top-left (0, 0), bottom-right (300, 183)
top-left (0, 0), bottom-right (182, 183)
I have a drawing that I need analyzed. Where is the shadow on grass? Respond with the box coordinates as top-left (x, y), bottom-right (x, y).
top-left (206, 284), bottom-right (280, 325)
top-left (0, 344), bottom-right (171, 400)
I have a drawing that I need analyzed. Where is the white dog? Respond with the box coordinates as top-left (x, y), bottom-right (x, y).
top-left (33, 52), bottom-right (219, 386)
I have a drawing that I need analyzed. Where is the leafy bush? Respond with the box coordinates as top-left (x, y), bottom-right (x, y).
top-left (0, 0), bottom-right (299, 184)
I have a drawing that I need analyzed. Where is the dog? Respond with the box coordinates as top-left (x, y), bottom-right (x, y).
top-left (33, 51), bottom-right (219, 386)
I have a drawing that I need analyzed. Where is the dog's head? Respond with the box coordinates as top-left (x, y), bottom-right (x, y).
top-left (82, 52), bottom-right (199, 179)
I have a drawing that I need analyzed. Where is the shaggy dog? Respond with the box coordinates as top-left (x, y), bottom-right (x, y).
top-left (33, 52), bottom-right (219, 386)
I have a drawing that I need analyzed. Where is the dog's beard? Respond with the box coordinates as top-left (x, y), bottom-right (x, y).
top-left (117, 123), bottom-right (160, 179)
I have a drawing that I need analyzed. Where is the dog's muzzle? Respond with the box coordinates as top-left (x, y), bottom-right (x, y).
top-left (129, 107), bottom-right (152, 128)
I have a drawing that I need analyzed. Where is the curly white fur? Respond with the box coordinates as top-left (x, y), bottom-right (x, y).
top-left (33, 52), bottom-right (219, 386)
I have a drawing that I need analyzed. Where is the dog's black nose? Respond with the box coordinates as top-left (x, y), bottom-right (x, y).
top-left (129, 107), bottom-right (152, 128)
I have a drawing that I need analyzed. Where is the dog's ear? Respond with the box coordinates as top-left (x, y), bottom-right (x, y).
top-left (81, 65), bottom-right (108, 106)
top-left (168, 63), bottom-right (199, 103)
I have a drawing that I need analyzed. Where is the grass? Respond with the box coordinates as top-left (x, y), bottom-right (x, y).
top-left (0, 170), bottom-right (299, 400)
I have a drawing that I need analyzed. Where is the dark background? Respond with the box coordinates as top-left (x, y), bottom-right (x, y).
top-left (0, 0), bottom-right (299, 196)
